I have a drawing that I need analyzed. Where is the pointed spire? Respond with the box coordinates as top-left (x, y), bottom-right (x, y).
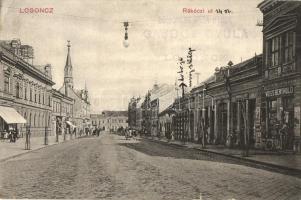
top-left (64, 40), bottom-right (73, 89)
top-left (66, 40), bottom-right (72, 67)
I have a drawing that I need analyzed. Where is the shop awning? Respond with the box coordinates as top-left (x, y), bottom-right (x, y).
top-left (0, 106), bottom-right (26, 124)
top-left (66, 121), bottom-right (76, 127)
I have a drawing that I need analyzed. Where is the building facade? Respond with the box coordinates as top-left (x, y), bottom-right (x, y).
top-left (51, 89), bottom-right (74, 140)
top-left (148, 83), bottom-right (177, 137)
top-left (258, 0), bottom-right (301, 152)
top-left (91, 111), bottom-right (128, 132)
top-left (0, 39), bottom-right (55, 137)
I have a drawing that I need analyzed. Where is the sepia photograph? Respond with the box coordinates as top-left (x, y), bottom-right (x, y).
top-left (0, 0), bottom-right (300, 199)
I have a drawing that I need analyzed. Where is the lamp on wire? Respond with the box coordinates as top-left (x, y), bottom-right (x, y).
top-left (123, 22), bottom-right (129, 48)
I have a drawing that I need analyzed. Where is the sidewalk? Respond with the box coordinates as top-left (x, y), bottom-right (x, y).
top-left (142, 136), bottom-right (301, 172)
top-left (0, 134), bottom-right (75, 162)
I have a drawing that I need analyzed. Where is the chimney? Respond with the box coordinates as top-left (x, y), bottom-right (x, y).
top-left (44, 64), bottom-right (52, 78)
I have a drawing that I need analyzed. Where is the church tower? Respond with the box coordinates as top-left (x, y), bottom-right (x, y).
top-left (64, 40), bottom-right (73, 89)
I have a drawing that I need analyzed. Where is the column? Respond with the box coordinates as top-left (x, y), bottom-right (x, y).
top-left (226, 100), bottom-right (232, 147)
top-left (208, 106), bottom-right (212, 143)
top-left (245, 99), bottom-right (249, 151)
top-left (255, 97), bottom-right (262, 148)
top-left (194, 108), bottom-right (198, 142)
top-left (187, 109), bottom-right (191, 141)
top-left (214, 101), bottom-right (218, 144)
top-left (237, 101), bottom-right (241, 146)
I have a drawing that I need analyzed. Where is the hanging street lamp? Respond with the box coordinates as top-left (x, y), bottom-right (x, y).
top-left (123, 21), bottom-right (129, 48)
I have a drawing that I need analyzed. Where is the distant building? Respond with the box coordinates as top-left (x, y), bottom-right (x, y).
top-left (128, 97), bottom-right (142, 131)
top-left (59, 41), bottom-right (91, 135)
top-left (91, 111), bottom-right (128, 132)
top-left (148, 83), bottom-right (177, 137)
top-left (0, 39), bottom-right (55, 137)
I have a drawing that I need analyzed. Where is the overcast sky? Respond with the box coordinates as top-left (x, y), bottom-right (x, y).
top-left (0, 0), bottom-right (263, 112)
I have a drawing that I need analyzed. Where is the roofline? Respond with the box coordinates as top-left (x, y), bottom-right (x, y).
top-left (0, 45), bottom-right (55, 86)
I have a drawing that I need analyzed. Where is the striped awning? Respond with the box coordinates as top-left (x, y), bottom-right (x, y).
top-left (0, 106), bottom-right (26, 124)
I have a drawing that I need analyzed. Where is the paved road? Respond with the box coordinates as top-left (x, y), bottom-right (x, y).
top-left (0, 133), bottom-right (300, 200)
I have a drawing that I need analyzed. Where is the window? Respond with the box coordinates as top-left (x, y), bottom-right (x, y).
top-left (266, 31), bottom-right (295, 67)
top-left (38, 92), bottom-right (41, 104)
top-left (30, 88), bottom-right (33, 101)
top-left (33, 114), bottom-right (36, 127)
top-left (48, 96), bottom-right (51, 106)
top-left (271, 37), bottom-right (280, 66)
top-left (282, 31), bottom-right (295, 63)
top-left (4, 76), bottom-right (9, 93)
top-left (24, 85), bottom-right (27, 100)
top-left (15, 82), bottom-right (20, 98)
top-left (34, 90), bottom-right (37, 103)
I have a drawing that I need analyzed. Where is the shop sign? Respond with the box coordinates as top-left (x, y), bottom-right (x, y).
top-left (265, 86), bottom-right (294, 97)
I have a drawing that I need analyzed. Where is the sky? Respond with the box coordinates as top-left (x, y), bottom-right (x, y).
top-left (0, 0), bottom-right (263, 112)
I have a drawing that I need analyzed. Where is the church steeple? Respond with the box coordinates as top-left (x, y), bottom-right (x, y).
top-left (64, 40), bottom-right (73, 89)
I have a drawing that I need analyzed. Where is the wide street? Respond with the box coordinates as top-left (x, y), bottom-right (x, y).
top-left (0, 133), bottom-right (300, 200)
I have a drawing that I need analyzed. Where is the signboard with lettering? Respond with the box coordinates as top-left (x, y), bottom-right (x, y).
top-left (265, 86), bottom-right (294, 97)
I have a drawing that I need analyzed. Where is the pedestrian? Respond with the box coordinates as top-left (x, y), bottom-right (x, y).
top-left (9, 131), bottom-right (13, 143)
top-left (280, 123), bottom-right (288, 150)
top-left (13, 130), bottom-right (17, 142)
top-left (97, 128), bottom-right (100, 137)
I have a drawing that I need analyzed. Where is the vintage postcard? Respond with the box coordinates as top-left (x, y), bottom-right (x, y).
top-left (0, 0), bottom-right (300, 199)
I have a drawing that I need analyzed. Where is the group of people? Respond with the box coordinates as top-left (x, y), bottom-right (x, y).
top-left (92, 127), bottom-right (102, 137)
top-left (1, 130), bottom-right (18, 142)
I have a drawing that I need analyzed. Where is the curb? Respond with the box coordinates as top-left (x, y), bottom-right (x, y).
top-left (0, 137), bottom-right (79, 163)
top-left (195, 148), bottom-right (301, 175)
top-left (142, 137), bottom-right (301, 177)
top-left (0, 142), bottom-right (59, 163)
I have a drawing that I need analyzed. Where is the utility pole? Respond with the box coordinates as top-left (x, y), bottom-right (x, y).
top-left (240, 98), bottom-right (249, 157)
top-left (202, 88), bottom-right (206, 148)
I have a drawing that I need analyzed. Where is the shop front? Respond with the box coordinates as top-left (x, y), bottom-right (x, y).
top-left (0, 106), bottom-right (26, 140)
top-left (263, 84), bottom-right (300, 151)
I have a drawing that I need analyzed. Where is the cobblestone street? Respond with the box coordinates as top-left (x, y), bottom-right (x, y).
top-left (0, 133), bottom-right (300, 200)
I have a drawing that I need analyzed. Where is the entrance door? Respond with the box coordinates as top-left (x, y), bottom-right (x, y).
top-left (248, 99), bottom-right (256, 148)
top-left (283, 97), bottom-right (294, 150)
